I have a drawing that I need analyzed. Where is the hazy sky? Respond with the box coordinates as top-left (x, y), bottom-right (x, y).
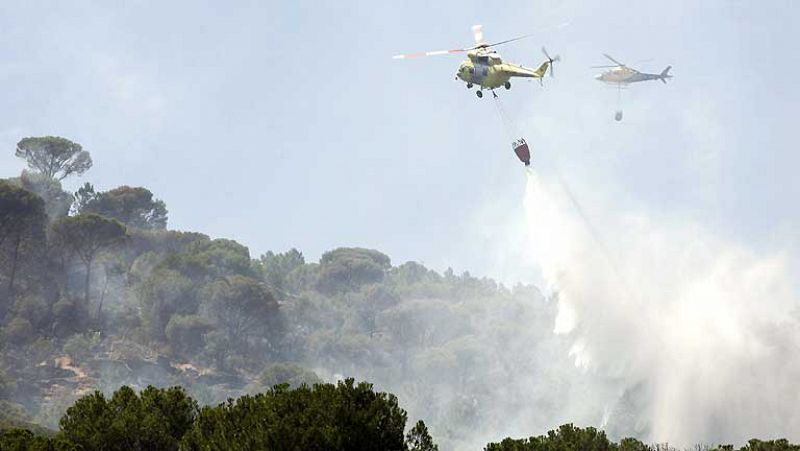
top-left (1, 0), bottom-right (797, 284)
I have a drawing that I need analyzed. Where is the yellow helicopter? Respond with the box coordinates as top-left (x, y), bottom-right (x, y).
top-left (393, 25), bottom-right (560, 98)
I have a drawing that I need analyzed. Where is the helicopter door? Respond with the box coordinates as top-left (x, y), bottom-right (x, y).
top-left (474, 64), bottom-right (489, 83)
top-left (473, 56), bottom-right (490, 83)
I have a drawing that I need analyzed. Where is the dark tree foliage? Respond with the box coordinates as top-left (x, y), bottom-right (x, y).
top-left (2, 383), bottom-right (800, 451)
top-left (127, 229), bottom-right (208, 257)
top-left (15, 137), bottom-right (92, 181)
top-left (137, 239), bottom-right (258, 344)
top-left (406, 420), bottom-right (439, 451)
top-left (259, 248), bottom-right (305, 295)
top-left (737, 439), bottom-right (800, 451)
top-left (201, 275), bottom-right (281, 368)
top-left (137, 268), bottom-right (195, 342)
top-left (0, 182), bottom-right (46, 315)
top-left (484, 424), bottom-right (617, 451)
top-left (203, 275), bottom-right (279, 345)
top-left (59, 385), bottom-right (197, 451)
top-left (181, 378), bottom-right (411, 451)
top-left (0, 182), bottom-right (46, 243)
top-left (0, 428), bottom-right (78, 451)
top-left (50, 214), bottom-right (127, 306)
top-left (78, 185), bottom-right (168, 230)
top-left (316, 247), bottom-right (391, 294)
top-left (619, 437), bottom-right (653, 451)
top-left (160, 239), bottom-right (254, 281)
top-left (482, 426), bottom-right (800, 451)
top-left (390, 261), bottom-right (441, 286)
top-left (1, 381), bottom-right (440, 451)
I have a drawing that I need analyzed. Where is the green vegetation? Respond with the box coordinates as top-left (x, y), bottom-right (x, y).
top-left (1, 381), bottom-right (436, 451)
top-left (483, 425), bottom-right (800, 451)
top-left (2, 135), bottom-right (798, 449)
top-left (3, 400), bottom-right (798, 451)
top-left (59, 386), bottom-right (196, 451)
top-left (74, 184), bottom-right (168, 230)
top-left (183, 379), bottom-right (413, 451)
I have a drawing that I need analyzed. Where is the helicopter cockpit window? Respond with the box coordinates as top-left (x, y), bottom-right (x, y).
top-left (476, 56), bottom-right (489, 65)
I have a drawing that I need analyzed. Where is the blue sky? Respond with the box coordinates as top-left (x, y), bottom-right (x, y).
top-left (1, 0), bottom-right (797, 284)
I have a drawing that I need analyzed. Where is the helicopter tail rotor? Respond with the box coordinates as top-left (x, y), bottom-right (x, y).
top-left (659, 65), bottom-right (672, 83)
top-left (542, 47), bottom-right (560, 77)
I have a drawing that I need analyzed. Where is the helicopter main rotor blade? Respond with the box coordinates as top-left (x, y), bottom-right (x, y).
top-left (479, 33), bottom-right (538, 49)
top-left (477, 21), bottom-right (570, 50)
top-left (392, 48), bottom-right (467, 59)
top-left (393, 22), bottom-right (570, 59)
top-left (603, 53), bottom-right (626, 66)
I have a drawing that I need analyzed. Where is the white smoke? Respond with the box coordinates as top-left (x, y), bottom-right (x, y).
top-left (523, 168), bottom-right (800, 445)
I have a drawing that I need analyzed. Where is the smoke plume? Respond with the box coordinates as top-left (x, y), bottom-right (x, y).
top-left (523, 168), bottom-right (800, 445)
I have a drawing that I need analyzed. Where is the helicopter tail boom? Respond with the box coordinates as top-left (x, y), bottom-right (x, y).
top-left (533, 60), bottom-right (551, 78)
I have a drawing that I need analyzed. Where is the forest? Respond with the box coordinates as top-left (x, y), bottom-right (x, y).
top-left (2, 136), bottom-right (798, 450)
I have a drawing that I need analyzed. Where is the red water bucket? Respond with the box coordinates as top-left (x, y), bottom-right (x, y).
top-left (512, 139), bottom-right (530, 166)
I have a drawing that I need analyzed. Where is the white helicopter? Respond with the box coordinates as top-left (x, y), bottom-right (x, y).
top-left (593, 54), bottom-right (673, 121)
top-left (594, 54), bottom-right (672, 85)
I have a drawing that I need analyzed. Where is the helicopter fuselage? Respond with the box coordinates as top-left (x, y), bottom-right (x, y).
top-left (595, 65), bottom-right (671, 84)
top-left (456, 50), bottom-right (548, 90)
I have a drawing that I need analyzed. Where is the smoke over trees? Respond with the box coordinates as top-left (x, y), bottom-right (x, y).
top-left (2, 135), bottom-right (799, 450)
top-left (51, 214), bottom-right (127, 308)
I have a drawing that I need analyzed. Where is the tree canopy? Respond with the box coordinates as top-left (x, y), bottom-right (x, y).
top-left (485, 424), bottom-right (617, 451)
top-left (51, 214), bottom-right (127, 269)
top-left (1, 382), bottom-right (438, 451)
top-left (182, 379), bottom-right (414, 451)
top-left (0, 181), bottom-right (46, 317)
top-left (316, 247), bottom-right (391, 294)
top-left (59, 386), bottom-right (197, 451)
top-left (15, 137), bottom-right (92, 181)
top-left (0, 181), bottom-right (45, 244)
top-left (259, 248), bottom-right (305, 295)
top-left (77, 185), bottom-right (168, 230)
top-left (50, 214), bottom-right (127, 306)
